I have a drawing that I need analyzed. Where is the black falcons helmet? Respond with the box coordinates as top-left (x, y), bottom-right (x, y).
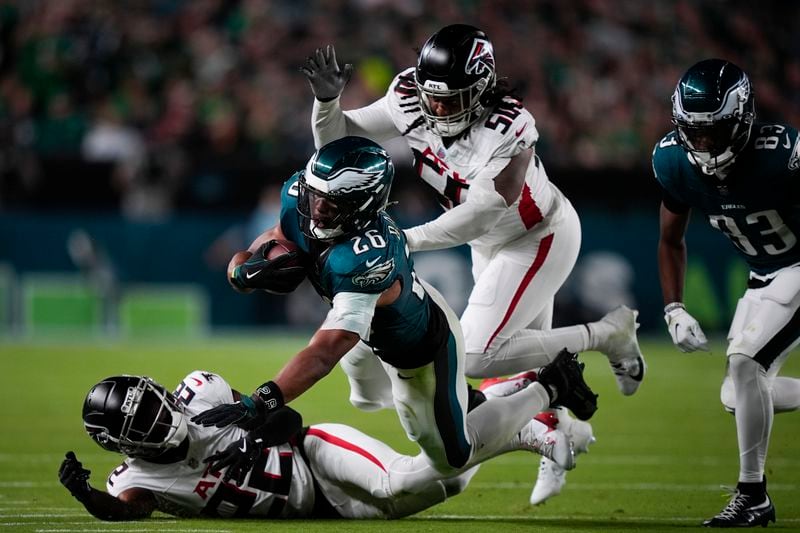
top-left (82, 375), bottom-right (188, 458)
top-left (416, 24), bottom-right (496, 137)
top-left (672, 58), bottom-right (755, 174)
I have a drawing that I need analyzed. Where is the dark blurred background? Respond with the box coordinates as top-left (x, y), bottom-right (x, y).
top-left (0, 0), bottom-right (796, 338)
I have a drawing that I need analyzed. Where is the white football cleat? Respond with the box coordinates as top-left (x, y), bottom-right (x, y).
top-left (555, 406), bottom-right (595, 454)
top-left (478, 370), bottom-right (538, 399)
top-left (518, 417), bottom-right (575, 471)
top-left (530, 457), bottom-right (566, 505)
top-left (529, 408), bottom-right (595, 505)
top-left (610, 355), bottom-right (647, 396)
top-left (590, 305), bottom-right (647, 395)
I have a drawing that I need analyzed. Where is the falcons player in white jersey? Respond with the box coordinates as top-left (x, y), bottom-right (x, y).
top-left (58, 370), bottom-right (580, 521)
top-left (300, 23), bottom-right (647, 505)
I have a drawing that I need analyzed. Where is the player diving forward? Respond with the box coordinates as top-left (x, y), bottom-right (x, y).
top-left (190, 136), bottom-right (598, 496)
top-left (59, 370), bottom-right (583, 520)
top-left (301, 24), bottom-right (643, 504)
top-left (654, 58), bottom-right (800, 528)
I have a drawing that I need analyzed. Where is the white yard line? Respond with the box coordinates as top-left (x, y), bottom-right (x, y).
top-left (469, 481), bottom-right (799, 491)
top-left (417, 514), bottom-right (800, 523)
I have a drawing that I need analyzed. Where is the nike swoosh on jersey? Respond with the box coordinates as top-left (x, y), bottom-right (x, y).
top-left (515, 123), bottom-right (528, 137)
top-left (239, 441), bottom-right (248, 453)
top-left (366, 257), bottom-right (380, 268)
top-left (246, 270), bottom-right (262, 279)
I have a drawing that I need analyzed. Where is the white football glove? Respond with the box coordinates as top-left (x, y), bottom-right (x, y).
top-left (664, 304), bottom-right (709, 353)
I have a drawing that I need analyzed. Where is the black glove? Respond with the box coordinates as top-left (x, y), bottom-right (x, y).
top-left (59, 451), bottom-right (92, 501)
top-left (203, 435), bottom-right (263, 486)
top-left (230, 241), bottom-right (307, 295)
top-left (192, 381), bottom-right (284, 430)
top-left (250, 406), bottom-right (304, 446)
top-left (299, 45), bottom-right (353, 101)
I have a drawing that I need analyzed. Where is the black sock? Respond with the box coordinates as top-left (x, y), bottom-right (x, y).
top-left (737, 481), bottom-right (766, 499)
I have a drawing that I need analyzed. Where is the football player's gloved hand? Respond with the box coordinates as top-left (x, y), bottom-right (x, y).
top-left (59, 451), bottom-right (92, 502)
top-left (229, 241), bottom-right (306, 295)
top-left (203, 435), bottom-right (263, 487)
top-left (191, 381), bottom-right (284, 430)
top-left (664, 303), bottom-right (709, 352)
top-left (299, 45), bottom-right (353, 102)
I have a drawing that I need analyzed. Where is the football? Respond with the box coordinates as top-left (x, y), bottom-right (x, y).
top-left (256, 239), bottom-right (310, 294)
top-left (265, 239), bottom-right (303, 264)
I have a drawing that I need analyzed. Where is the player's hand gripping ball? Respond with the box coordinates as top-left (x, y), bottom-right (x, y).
top-left (229, 239), bottom-right (309, 295)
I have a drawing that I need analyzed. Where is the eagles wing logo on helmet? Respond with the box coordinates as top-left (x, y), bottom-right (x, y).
top-left (465, 38), bottom-right (494, 76)
top-left (306, 163), bottom-right (384, 194)
top-left (353, 258), bottom-right (395, 288)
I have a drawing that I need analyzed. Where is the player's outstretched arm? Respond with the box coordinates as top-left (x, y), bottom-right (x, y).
top-left (58, 452), bottom-right (156, 521)
top-left (193, 331), bottom-right (359, 429)
top-left (658, 203), bottom-right (709, 352)
top-left (274, 328), bottom-right (360, 402)
top-left (404, 149), bottom-right (533, 252)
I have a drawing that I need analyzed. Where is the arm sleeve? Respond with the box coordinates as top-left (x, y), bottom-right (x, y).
top-left (320, 291), bottom-right (380, 338)
top-left (312, 96), bottom-right (400, 148)
top-left (403, 176), bottom-right (510, 251)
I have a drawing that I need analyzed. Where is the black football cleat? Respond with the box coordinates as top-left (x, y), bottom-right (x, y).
top-left (703, 491), bottom-right (775, 528)
top-left (537, 349), bottom-right (598, 420)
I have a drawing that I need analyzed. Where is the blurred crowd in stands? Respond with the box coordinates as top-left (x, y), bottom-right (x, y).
top-left (0, 0), bottom-right (798, 217)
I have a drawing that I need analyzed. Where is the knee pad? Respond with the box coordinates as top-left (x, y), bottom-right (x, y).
top-left (720, 375), bottom-right (736, 413)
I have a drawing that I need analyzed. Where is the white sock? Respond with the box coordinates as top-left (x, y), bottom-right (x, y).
top-left (729, 354), bottom-right (773, 484)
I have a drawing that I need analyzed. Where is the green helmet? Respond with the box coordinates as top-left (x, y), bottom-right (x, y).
top-left (298, 136), bottom-right (394, 240)
top-left (672, 58), bottom-right (755, 175)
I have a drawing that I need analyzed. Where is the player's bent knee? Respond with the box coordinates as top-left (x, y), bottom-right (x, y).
top-left (728, 353), bottom-right (760, 384)
top-left (349, 395), bottom-right (393, 412)
top-left (464, 351), bottom-right (494, 378)
top-left (720, 376), bottom-right (736, 413)
top-left (440, 475), bottom-right (469, 497)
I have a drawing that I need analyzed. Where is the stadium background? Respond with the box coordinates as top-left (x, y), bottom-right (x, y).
top-left (1, 1), bottom-right (800, 531)
top-left (1, 0), bottom-right (799, 337)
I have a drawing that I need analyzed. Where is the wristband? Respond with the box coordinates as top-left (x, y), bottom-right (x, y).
top-left (254, 381), bottom-right (284, 410)
top-left (664, 302), bottom-right (685, 314)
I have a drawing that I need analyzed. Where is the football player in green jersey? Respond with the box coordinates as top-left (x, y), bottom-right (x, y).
top-left (654, 59), bottom-right (800, 528)
top-left (192, 136), bottom-right (598, 495)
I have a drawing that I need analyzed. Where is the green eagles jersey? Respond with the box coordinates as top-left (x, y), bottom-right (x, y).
top-left (279, 174), bottom-right (441, 368)
top-left (653, 122), bottom-right (800, 275)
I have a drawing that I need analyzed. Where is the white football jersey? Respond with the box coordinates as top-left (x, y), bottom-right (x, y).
top-left (105, 371), bottom-right (315, 518)
top-left (386, 68), bottom-right (568, 248)
top-left (314, 67), bottom-right (570, 251)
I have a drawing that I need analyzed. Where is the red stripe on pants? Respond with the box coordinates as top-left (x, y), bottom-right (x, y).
top-left (305, 427), bottom-right (387, 472)
top-left (483, 233), bottom-right (554, 353)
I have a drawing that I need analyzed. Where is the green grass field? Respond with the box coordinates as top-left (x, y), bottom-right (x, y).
top-left (1, 336), bottom-right (798, 532)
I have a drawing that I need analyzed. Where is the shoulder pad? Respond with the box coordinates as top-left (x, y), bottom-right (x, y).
top-left (174, 371), bottom-right (234, 414)
top-left (324, 239), bottom-right (397, 294)
top-left (385, 67), bottom-right (423, 127)
top-left (478, 98), bottom-right (538, 158)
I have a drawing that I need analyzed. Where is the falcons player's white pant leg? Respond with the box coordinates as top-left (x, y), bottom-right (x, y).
top-left (463, 206), bottom-right (582, 378)
top-left (721, 264), bottom-right (800, 483)
top-left (303, 423), bottom-right (448, 519)
top-left (340, 341), bottom-right (394, 411)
